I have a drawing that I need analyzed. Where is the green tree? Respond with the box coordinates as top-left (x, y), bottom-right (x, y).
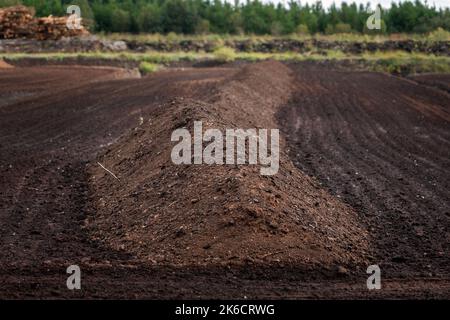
top-left (111, 8), bottom-right (130, 32)
top-left (1, 0), bottom-right (448, 35)
top-left (334, 22), bottom-right (352, 33)
top-left (137, 4), bottom-right (161, 33)
top-left (195, 18), bottom-right (210, 34)
top-left (295, 24), bottom-right (309, 35)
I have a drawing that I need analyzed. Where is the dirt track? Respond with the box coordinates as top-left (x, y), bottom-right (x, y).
top-left (0, 63), bottom-right (449, 299)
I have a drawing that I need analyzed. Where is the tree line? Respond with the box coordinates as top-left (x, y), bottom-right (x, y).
top-left (1, 0), bottom-right (449, 34)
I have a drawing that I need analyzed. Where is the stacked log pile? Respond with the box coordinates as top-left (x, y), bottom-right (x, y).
top-left (0, 5), bottom-right (88, 40)
top-left (35, 16), bottom-right (88, 40)
top-left (0, 6), bottom-right (34, 39)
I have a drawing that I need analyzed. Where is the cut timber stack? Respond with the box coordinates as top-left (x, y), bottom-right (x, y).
top-left (0, 6), bottom-right (34, 39)
top-left (0, 5), bottom-right (88, 40)
top-left (35, 16), bottom-right (88, 40)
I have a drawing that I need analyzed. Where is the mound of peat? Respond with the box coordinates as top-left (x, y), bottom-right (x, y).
top-left (87, 61), bottom-right (369, 267)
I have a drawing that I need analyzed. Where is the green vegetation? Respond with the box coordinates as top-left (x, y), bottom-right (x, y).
top-left (0, 0), bottom-right (449, 35)
top-left (213, 47), bottom-right (236, 62)
top-left (138, 61), bottom-right (162, 74)
top-left (428, 27), bottom-right (450, 41)
top-left (102, 30), bottom-right (450, 43)
top-left (361, 51), bottom-right (450, 74)
top-left (3, 49), bottom-right (449, 75)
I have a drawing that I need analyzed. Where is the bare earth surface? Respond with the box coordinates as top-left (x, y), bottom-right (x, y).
top-left (279, 63), bottom-right (450, 279)
top-left (0, 63), bottom-right (449, 299)
top-left (408, 73), bottom-right (450, 94)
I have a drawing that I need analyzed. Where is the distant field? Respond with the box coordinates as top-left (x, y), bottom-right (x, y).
top-left (101, 29), bottom-right (450, 43)
top-left (3, 49), bottom-right (450, 75)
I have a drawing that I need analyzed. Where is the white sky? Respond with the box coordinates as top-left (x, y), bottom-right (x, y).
top-left (260, 0), bottom-right (450, 9)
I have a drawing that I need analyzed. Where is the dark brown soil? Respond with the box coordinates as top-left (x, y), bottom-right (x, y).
top-left (278, 62), bottom-right (450, 279)
top-left (0, 62), bottom-right (449, 299)
top-left (4, 57), bottom-right (142, 70)
top-left (408, 73), bottom-right (450, 93)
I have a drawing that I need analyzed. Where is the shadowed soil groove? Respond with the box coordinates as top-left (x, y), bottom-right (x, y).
top-left (0, 63), bottom-right (449, 299)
